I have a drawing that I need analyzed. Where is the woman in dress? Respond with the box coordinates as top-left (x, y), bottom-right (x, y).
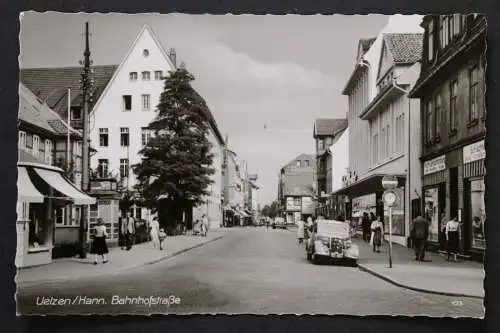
top-left (445, 216), bottom-right (460, 261)
top-left (150, 217), bottom-right (160, 250)
top-left (90, 218), bottom-right (109, 265)
top-left (370, 216), bottom-right (384, 253)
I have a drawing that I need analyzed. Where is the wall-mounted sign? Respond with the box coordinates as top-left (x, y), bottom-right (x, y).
top-left (286, 197), bottom-right (301, 211)
top-left (301, 196), bottom-right (315, 214)
top-left (423, 155), bottom-right (446, 176)
top-left (463, 140), bottom-right (485, 164)
top-left (352, 193), bottom-right (376, 210)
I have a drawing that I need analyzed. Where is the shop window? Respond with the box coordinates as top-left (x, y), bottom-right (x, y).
top-left (424, 187), bottom-right (440, 242)
top-left (120, 127), bottom-right (129, 147)
top-left (99, 128), bottom-right (109, 147)
top-left (55, 207), bottom-right (65, 225)
top-left (28, 205), bottom-right (47, 248)
top-left (470, 178), bottom-right (485, 249)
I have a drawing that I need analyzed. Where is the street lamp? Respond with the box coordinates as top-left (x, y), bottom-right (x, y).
top-left (382, 175), bottom-right (399, 268)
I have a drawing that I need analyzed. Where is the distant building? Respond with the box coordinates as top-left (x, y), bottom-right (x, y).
top-left (327, 127), bottom-right (349, 219)
top-left (313, 118), bottom-right (348, 217)
top-left (409, 14), bottom-right (486, 259)
top-left (278, 153), bottom-right (316, 223)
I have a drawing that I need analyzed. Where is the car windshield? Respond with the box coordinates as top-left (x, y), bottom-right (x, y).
top-left (316, 220), bottom-right (349, 237)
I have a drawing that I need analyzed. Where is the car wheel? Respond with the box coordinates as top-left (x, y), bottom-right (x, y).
top-left (312, 253), bottom-right (320, 265)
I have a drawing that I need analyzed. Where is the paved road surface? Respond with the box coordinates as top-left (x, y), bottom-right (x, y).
top-left (17, 227), bottom-right (484, 316)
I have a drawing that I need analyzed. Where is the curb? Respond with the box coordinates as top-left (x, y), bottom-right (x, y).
top-left (357, 263), bottom-right (484, 299)
top-left (18, 235), bottom-right (225, 286)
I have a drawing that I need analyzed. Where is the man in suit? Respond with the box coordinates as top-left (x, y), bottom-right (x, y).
top-left (121, 210), bottom-right (136, 250)
top-left (412, 215), bottom-right (429, 261)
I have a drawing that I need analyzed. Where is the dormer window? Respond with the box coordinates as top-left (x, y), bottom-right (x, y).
top-left (71, 107), bottom-right (82, 120)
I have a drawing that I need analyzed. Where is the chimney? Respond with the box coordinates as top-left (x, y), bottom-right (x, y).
top-left (169, 48), bottom-right (177, 68)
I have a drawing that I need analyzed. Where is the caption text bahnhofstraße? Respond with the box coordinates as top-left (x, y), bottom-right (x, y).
top-left (35, 295), bottom-right (182, 307)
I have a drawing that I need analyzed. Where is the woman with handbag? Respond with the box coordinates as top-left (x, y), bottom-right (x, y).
top-left (370, 216), bottom-right (384, 253)
top-left (90, 218), bottom-right (109, 265)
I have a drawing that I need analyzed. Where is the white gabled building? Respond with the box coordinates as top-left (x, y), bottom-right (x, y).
top-left (89, 24), bottom-right (177, 223)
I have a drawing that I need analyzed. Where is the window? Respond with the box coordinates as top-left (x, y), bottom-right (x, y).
top-left (141, 94), bottom-right (151, 111)
top-left (135, 207), bottom-right (142, 219)
top-left (318, 139), bottom-right (324, 150)
top-left (120, 127), bottom-right (130, 147)
top-left (469, 65), bottom-right (479, 121)
top-left (305, 160), bottom-right (310, 167)
top-left (72, 206), bottom-right (81, 226)
top-left (55, 207), bottom-right (65, 225)
top-left (434, 92), bottom-right (442, 137)
top-left (16, 201), bottom-right (29, 221)
top-left (452, 14), bottom-right (462, 37)
top-left (120, 158), bottom-right (129, 178)
top-left (141, 128), bottom-right (153, 146)
top-left (71, 107), bottom-right (82, 120)
top-left (129, 72), bottom-right (138, 81)
top-left (440, 16), bottom-right (450, 49)
top-left (470, 178), bottom-right (485, 249)
top-left (154, 71), bottom-right (163, 80)
top-left (424, 187), bottom-right (440, 242)
top-left (99, 128), bottom-right (109, 147)
top-left (122, 95), bottom-right (132, 111)
top-left (18, 131), bottom-right (26, 149)
top-left (142, 71), bottom-right (151, 81)
top-left (372, 133), bottom-right (378, 165)
top-left (143, 49), bottom-right (149, 57)
top-left (45, 139), bottom-right (53, 164)
top-left (29, 208), bottom-right (47, 248)
top-left (32, 135), bottom-right (40, 157)
top-left (296, 160), bottom-right (301, 168)
top-left (425, 99), bottom-right (434, 143)
top-left (97, 159), bottom-right (109, 178)
top-left (450, 80), bottom-right (458, 130)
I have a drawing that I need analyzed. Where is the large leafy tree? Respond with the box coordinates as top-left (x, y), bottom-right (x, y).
top-left (132, 68), bottom-right (215, 231)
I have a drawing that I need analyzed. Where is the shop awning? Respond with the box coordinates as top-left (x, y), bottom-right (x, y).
top-left (17, 166), bottom-right (44, 203)
top-left (34, 168), bottom-right (96, 205)
top-left (332, 173), bottom-right (406, 198)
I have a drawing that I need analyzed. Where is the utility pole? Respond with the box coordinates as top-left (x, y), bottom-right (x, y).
top-left (79, 21), bottom-right (93, 258)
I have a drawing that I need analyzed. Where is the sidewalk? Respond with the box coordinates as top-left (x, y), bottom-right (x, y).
top-left (17, 229), bottom-right (229, 286)
top-left (354, 237), bottom-right (485, 299)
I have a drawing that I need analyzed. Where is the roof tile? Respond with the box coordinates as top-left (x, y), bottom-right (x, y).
top-left (314, 118), bottom-right (348, 137)
top-left (383, 33), bottom-right (424, 64)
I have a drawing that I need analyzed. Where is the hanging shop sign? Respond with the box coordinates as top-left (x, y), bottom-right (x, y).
top-left (463, 140), bottom-right (485, 164)
top-left (423, 155), bottom-right (446, 176)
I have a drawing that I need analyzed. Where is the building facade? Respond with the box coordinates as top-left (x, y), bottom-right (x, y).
top-left (409, 14), bottom-right (486, 258)
top-left (328, 127), bottom-right (349, 219)
top-left (223, 149), bottom-right (245, 226)
top-left (279, 154), bottom-right (316, 223)
top-left (313, 119), bottom-right (348, 216)
top-left (17, 84), bottom-right (95, 267)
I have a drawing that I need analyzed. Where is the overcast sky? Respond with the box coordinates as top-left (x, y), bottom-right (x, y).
top-left (19, 12), bottom-right (389, 205)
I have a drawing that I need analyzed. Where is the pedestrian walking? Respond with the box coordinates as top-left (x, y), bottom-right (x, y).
top-left (445, 216), bottom-right (460, 261)
top-left (158, 228), bottom-right (167, 250)
top-left (370, 216), bottom-right (383, 253)
top-left (202, 214), bottom-right (209, 237)
top-left (297, 219), bottom-right (305, 244)
top-left (362, 212), bottom-right (371, 243)
top-left (150, 217), bottom-right (161, 250)
top-left (90, 218), bottom-right (109, 265)
top-left (121, 210), bottom-right (136, 250)
top-left (439, 212), bottom-right (447, 251)
top-left (411, 215), bottom-right (429, 261)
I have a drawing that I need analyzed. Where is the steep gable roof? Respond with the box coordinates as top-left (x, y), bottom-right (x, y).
top-left (20, 65), bottom-right (117, 121)
top-left (313, 118), bottom-right (348, 137)
top-left (19, 83), bottom-right (81, 137)
top-left (283, 153), bottom-right (315, 170)
top-left (91, 24), bottom-right (176, 112)
top-left (383, 33), bottom-right (423, 64)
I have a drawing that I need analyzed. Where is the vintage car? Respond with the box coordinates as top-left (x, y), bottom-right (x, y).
top-left (305, 219), bottom-right (359, 266)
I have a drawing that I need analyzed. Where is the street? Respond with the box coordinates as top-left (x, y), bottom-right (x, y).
top-left (16, 228), bottom-right (483, 316)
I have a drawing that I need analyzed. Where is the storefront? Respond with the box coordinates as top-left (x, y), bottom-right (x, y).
top-left (89, 179), bottom-right (121, 246)
top-left (422, 154), bottom-right (447, 246)
top-left (285, 196), bottom-right (301, 223)
top-left (17, 159), bottom-right (95, 268)
top-left (462, 140), bottom-right (485, 256)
